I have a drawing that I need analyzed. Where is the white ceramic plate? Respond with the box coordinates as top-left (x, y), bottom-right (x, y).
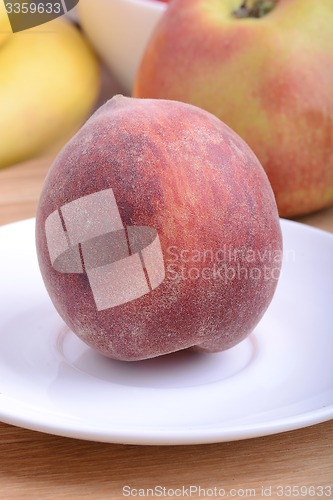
top-left (0, 218), bottom-right (332, 445)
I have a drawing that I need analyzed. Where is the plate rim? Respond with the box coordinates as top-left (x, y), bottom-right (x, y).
top-left (0, 393), bottom-right (332, 445)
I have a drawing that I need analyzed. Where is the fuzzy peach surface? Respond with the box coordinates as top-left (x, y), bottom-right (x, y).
top-left (36, 96), bottom-right (282, 361)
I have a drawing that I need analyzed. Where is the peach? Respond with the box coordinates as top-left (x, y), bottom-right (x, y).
top-left (36, 95), bottom-right (282, 361)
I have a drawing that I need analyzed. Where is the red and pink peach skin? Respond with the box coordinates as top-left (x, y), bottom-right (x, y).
top-left (36, 96), bottom-right (282, 361)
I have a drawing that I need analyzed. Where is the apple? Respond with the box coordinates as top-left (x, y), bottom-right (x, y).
top-left (133, 0), bottom-right (333, 218)
top-left (36, 95), bottom-right (282, 361)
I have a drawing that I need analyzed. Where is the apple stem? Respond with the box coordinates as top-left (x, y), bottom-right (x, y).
top-left (233, 0), bottom-right (278, 19)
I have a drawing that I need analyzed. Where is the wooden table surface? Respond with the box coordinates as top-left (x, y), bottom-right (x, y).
top-left (0, 157), bottom-right (332, 500)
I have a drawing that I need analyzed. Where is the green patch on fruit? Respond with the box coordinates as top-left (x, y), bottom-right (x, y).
top-left (233, 0), bottom-right (277, 19)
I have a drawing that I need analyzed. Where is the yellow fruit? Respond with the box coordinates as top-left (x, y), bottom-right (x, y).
top-left (0, 1), bottom-right (11, 47)
top-left (0, 18), bottom-right (100, 168)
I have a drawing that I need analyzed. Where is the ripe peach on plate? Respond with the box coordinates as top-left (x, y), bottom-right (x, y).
top-left (36, 96), bottom-right (282, 361)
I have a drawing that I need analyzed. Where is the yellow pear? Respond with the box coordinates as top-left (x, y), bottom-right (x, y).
top-left (0, 17), bottom-right (100, 168)
top-left (0, 1), bottom-right (11, 47)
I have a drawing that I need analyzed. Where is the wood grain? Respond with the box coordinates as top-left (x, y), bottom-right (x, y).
top-left (0, 156), bottom-right (54, 226)
top-left (0, 157), bottom-right (332, 500)
top-left (0, 420), bottom-right (332, 499)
